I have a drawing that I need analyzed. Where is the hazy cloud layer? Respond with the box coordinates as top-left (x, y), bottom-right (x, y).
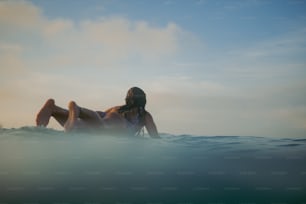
top-left (0, 0), bottom-right (305, 137)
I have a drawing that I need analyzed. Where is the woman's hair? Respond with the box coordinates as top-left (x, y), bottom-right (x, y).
top-left (125, 87), bottom-right (146, 109)
top-left (119, 87), bottom-right (146, 112)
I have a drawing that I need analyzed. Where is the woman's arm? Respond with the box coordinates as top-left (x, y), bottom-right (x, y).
top-left (144, 112), bottom-right (160, 138)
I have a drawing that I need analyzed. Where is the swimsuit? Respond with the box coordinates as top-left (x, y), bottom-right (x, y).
top-left (96, 111), bottom-right (106, 118)
top-left (96, 110), bottom-right (143, 136)
top-left (125, 113), bottom-right (145, 136)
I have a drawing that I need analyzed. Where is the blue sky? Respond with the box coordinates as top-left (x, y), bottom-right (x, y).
top-left (0, 0), bottom-right (306, 137)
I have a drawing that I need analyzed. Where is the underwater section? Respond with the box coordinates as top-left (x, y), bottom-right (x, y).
top-left (0, 127), bottom-right (306, 203)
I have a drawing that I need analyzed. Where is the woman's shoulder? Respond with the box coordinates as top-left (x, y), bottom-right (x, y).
top-left (144, 110), bottom-right (153, 119)
top-left (105, 105), bottom-right (124, 113)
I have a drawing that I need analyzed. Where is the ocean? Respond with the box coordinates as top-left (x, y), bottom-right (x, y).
top-left (0, 127), bottom-right (305, 203)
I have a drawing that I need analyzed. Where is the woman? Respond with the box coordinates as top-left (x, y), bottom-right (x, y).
top-left (36, 87), bottom-right (160, 138)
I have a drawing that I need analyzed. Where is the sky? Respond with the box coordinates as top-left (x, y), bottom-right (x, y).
top-left (0, 0), bottom-right (306, 137)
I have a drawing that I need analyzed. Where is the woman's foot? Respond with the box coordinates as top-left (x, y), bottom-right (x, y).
top-left (36, 99), bottom-right (55, 127)
top-left (64, 101), bottom-right (80, 132)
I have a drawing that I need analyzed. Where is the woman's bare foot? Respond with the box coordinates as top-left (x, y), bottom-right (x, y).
top-left (64, 101), bottom-right (80, 132)
top-left (36, 99), bottom-right (55, 127)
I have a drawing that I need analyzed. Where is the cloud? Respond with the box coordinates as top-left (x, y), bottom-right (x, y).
top-left (0, 0), bottom-right (186, 73)
top-left (137, 71), bottom-right (306, 136)
top-left (0, 0), bottom-right (42, 27)
top-left (43, 19), bottom-right (74, 37)
top-left (1, 0), bottom-right (304, 137)
top-left (0, 0), bottom-right (188, 129)
top-left (0, 43), bottom-right (23, 53)
top-left (208, 27), bottom-right (306, 82)
top-left (81, 18), bottom-right (181, 59)
top-left (147, 75), bottom-right (229, 96)
top-left (242, 29), bottom-right (306, 59)
top-left (0, 0), bottom-right (185, 70)
top-left (0, 42), bottom-right (26, 77)
top-left (34, 17), bottom-right (183, 71)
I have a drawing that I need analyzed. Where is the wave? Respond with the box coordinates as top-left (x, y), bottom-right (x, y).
top-left (1, 127), bottom-right (306, 203)
top-left (1, 126), bottom-right (306, 151)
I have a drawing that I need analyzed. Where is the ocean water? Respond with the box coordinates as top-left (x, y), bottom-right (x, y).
top-left (0, 127), bottom-right (306, 204)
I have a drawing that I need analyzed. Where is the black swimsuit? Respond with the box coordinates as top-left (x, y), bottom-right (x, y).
top-left (96, 111), bottom-right (106, 118)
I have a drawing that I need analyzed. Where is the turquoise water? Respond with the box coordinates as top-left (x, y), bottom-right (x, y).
top-left (0, 127), bottom-right (306, 203)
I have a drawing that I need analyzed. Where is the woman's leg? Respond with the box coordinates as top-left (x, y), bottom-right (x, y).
top-left (36, 99), bottom-right (69, 127)
top-left (64, 101), bottom-right (104, 132)
top-left (64, 101), bottom-right (81, 131)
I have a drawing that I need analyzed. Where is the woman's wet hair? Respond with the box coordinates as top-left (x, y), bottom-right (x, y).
top-left (119, 87), bottom-right (147, 114)
top-left (125, 87), bottom-right (146, 109)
